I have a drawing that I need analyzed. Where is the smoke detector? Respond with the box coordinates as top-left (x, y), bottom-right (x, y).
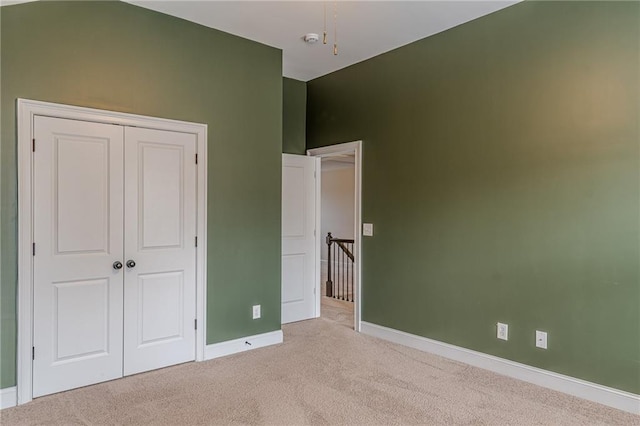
top-left (303, 33), bottom-right (319, 44)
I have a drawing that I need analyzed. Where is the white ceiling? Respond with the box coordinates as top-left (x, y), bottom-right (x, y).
top-left (126, 1), bottom-right (519, 82)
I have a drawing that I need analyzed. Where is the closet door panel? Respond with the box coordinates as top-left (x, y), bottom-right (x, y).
top-left (123, 127), bottom-right (197, 376)
top-left (32, 116), bottom-right (124, 397)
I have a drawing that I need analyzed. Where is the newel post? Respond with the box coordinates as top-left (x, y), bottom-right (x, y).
top-left (326, 232), bottom-right (333, 297)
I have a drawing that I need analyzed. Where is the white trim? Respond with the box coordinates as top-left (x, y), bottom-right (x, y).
top-left (16, 99), bottom-right (208, 404)
top-left (361, 321), bottom-right (640, 415)
top-left (195, 113), bottom-right (208, 364)
top-left (308, 141), bottom-right (363, 332)
top-left (204, 330), bottom-right (283, 360)
top-left (0, 387), bottom-right (17, 410)
top-left (313, 157), bottom-right (322, 318)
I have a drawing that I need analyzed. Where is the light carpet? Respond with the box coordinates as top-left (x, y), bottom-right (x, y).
top-left (2, 299), bottom-right (637, 425)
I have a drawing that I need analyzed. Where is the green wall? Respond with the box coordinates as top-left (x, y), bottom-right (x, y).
top-left (282, 77), bottom-right (307, 155)
top-left (1, 1), bottom-right (282, 389)
top-left (307, 1), bottom-right (639, 394)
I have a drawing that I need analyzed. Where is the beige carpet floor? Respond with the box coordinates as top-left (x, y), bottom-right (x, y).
top-left (2, 298), bottom-right (637, 425)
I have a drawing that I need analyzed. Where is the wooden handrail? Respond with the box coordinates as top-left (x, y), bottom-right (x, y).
top-left (335, 241), bottom-right (354, 262)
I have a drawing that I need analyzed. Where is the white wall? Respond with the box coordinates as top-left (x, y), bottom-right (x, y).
top-left (321, 165), bottom-right (355, 261)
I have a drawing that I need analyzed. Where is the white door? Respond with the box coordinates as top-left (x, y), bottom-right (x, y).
top-left (123, 127), bottom-right (197, 375)
top-left (282, 154), bottom-right (319, 324)
top-left (33, 118), bottom-right (197, 397)
top-left (33, 116), bottom-right (125, 397)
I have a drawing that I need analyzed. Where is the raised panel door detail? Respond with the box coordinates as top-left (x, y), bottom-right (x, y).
top-left (53, 279), bottom-right (110, 362)
top-left (33, 116), bottom-right (199, 398)
top-left (33, 116), bottom-right (124, 398)
top-left (282, 254), bottom-right (305, 304)
top-left (281, 154), bottom-right (317, 324)
top-left (139, 143), bottom-right (184, 250)
top-left (282, 165), bottom-right (306, 238)
top-left (138, 271), bottom-right (184, 346)
top-left (55, 135), bottom-right (110, 254)
top-left (123, 127), bottom-right (197, 377)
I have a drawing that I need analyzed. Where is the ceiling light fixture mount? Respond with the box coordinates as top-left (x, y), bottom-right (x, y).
top-left (303, 2), bottom-right (338, 55)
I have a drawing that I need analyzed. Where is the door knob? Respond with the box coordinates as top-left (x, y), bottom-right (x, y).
top-left (126, 260), bottom-right (136, 268)
top-left (113, 261), bottom-right (123, 270)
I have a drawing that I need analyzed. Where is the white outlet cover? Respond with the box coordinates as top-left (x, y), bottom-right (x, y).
top-left (497, 322), bottom-right (508, 341)
top-left (536, 330), bottom-right (548, 349)
top-left (252, 305), bottom-right (261, 319)
top-left (363, 223), bottom-right (374, 236)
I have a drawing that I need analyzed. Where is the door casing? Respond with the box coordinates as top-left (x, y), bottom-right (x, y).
top-left (16, 99), bottom-right (208, 405)
top-left (307, 141), bottom-right (363, 332)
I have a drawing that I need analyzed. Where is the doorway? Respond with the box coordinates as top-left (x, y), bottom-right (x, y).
top-left (307, 141), bottom-right (362, 332)
top-left (17, 99), bottom-right (208, 404)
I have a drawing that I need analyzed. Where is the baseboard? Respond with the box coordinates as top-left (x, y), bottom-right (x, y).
top-left (360, 322), bottom-right (640, 415)
top-left (1, 387), bottom-right (17, 410)
top-left (204, 329), bottom-right (283, 360)
top-left (1, 331), bottom-right (283, 409)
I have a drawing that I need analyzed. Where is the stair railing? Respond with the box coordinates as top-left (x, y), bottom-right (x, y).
top-left (326, 232), bottom-right (355, 302)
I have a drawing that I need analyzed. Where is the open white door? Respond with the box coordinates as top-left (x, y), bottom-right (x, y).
top-left (281, 154), bottom-right (319, 324)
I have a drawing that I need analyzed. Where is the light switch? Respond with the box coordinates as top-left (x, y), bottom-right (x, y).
top-left (363, 223), bottom-right (374, 236)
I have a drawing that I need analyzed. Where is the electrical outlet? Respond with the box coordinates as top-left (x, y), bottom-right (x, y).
top-left (536, 330), bottom-right (548, 349)
top-left (252, 305), bottom-right (261, 319)
top-left (497, 322), bottom-right (509, 341)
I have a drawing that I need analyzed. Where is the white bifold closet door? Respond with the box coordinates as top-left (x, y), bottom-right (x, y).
top-left (32, 116), bottom-right (197, 398)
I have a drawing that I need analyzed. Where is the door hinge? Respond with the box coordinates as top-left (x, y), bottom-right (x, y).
top-left (195, 236), bottom-right (198, 247)
top-left (32, 242), bottom-right (36, 256)
top-left (194, 319), bottom-right (197, 330)
top-left (195, 154), bottom-right (198, 164)
top-left (32, 346), bottom-right (35, 360)
top-left (32, 138), bottom-right (35, 152)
